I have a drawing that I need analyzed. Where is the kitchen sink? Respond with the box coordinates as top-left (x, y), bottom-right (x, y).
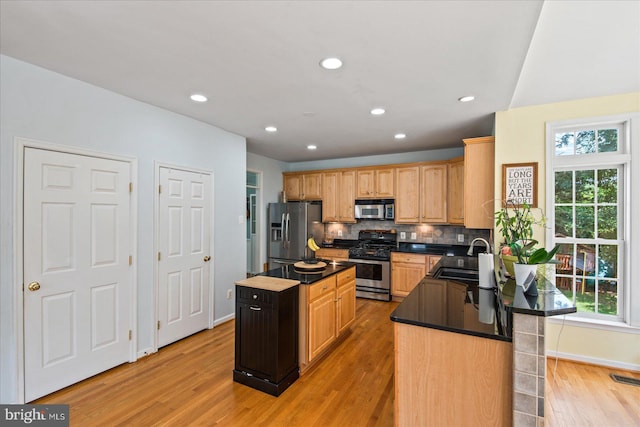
top-left (434, 267), bottom-right (479, 282)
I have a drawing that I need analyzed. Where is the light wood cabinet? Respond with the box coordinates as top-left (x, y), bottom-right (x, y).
top-left (315, 248), bottom-right (349, 262)
top-left (283, 172), bottom-right (322, 201)
top-left (391, 253), bottom-right (427, 298)
top-left (420, 164), bottom-right (448, 223)
top-left (447, 157), bottom-right (465, 225)
top-left (394, 166), bottom-right (420, 223)
top-left (426, 255), bottom-right (442, 274)
top-left (463, 136), bottom-right (495, 229)
top-left (356, 167), bottom-right (394, 199)
top-left (322, 171), bottom-right (356, 222)
top-left (299, 267), bottom-right (356, 373)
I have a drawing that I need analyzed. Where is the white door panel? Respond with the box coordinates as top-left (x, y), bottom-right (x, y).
top-left (158, 167), bottom-right (211, 347)
top-left (23, 147), bottom-right (131, 402)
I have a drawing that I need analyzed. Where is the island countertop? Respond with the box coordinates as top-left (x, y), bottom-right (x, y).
top-left (390, 255), bottom-right (576, 340)
top-left (253, 261), bottom-right (356, 285)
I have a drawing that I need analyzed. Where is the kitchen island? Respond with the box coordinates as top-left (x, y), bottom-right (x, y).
top-left (391, 256), bottom-right (576, 426)
top-left (234, 262), bottom-right (356, 395)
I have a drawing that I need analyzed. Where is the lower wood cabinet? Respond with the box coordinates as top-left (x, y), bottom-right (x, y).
top-left (300, 267), bottom-right (356, 373)
top-left (391, 253), bottom-right (442, 298)
top-left (315, 248), bottom-right (349, 262)
top-left (233, 284), bottom-right (299, 396)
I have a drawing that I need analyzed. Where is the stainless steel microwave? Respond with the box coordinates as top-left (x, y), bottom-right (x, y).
top-left (354, 200), bottom-right (394, 220)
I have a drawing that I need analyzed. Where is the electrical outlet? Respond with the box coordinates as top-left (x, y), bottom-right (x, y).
top-left (457, 234), bottom-right (465, 243)
top-left (400, 231), bottom-right (406, 240)
top-left (457, 259), bottom-right (465, 267)
top-left (227, 289), bottom-right (233, 299)
top-left (411, 232), bottom-right (417, 240)
top-left (337, 229), bottom-right (343, 237)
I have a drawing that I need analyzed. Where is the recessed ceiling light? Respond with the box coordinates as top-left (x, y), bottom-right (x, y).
top-left (370, 108), bottom-right (386, 116)
top-left (307, 145), bottom-right (317, 150)
top-left (190, 93), bottom-right (208, 102)
top-left (320, 57), bottom-right (343, 70)
top-left (458, 95), bottom-right (475, 102)
top-left (265, 126), bottom-right (278, 132)
top-left (394, 133), bottom-right (406, 140)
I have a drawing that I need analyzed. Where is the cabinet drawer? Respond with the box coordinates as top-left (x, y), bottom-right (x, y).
top-left (337, 267), bottom-right (355, 287)
top-left (237, 286), bottom-right (273, 307)
top-left (308, 277), bottom-right (336, 301)
top-left (391, 253), bottom-right (426, 264)
top-left (316, 248), bottom-right (349, 260)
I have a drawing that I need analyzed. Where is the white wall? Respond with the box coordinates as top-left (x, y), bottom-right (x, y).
top-left (246, 152), bottom-right (287, 271)
top-left (287, 147), bottom-right (464, 171)
top-left (0, 55), bottom-right (247, 402)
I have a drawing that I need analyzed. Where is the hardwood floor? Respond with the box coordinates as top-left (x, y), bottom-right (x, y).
top-left (36, 299), bottom-right (639, 426)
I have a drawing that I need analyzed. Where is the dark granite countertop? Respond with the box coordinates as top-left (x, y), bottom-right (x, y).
top-left (390, 255), bottom-right (576, 340)
top-left (256, 261), bottom-right (355, 285)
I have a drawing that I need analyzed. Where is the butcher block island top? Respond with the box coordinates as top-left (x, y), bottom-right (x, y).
top-left (234, 275), bottom-right (300, 292)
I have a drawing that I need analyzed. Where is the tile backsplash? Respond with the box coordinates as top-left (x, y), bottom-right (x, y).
top-left (324, 220), bottom-right (491, 246)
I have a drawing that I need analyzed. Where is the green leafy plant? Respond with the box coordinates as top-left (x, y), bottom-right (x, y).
top-left (495, 201), bottom-right (559, 265)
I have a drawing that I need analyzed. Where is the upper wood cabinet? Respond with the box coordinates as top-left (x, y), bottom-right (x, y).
top-left (463, 136), bottom-right (495, 229)
top-left (394, 166), bottom-right (420, 223)
top-left (283, 172), bottom-right (322, 201)
top-left (322, 171), bottom-right (356, 223)
top-left (420, 164), bottom-right (448, 224)
top-left (356, 167), bottom-right (394, 199)
top-left (395, 163), bottom-right (448, 224)
top-left (447, 157), bottom-right (464, 225)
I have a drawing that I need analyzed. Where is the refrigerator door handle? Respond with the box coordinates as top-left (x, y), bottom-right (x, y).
top-left (281, 213), bottom-right (286, 247)
top-left (285, 213), bottom-right (290, 248)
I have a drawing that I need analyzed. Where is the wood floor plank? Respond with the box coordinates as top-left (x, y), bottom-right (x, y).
top-left (35, 299), bottom-right (639, 426)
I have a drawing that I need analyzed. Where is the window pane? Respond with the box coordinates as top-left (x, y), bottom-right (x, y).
top-left (576, 130), bottom-right (596, 154)
top-left (555, 132), bottom-right (574, 156)
top-left (597, 206), bottom-right (617, 239)
top-left (597, 169), bottom-right (618, 203)
top-left (578, 245), bottom-right (596, 277)
top-left (576, 278), bottom-right (595, 313)
top-left (554, 171), bottom-right (573, 203)
top-left (598, 245), bottom-right (618, 278)
top-left (555, 206), bottom-right (573, 237)
top-left (575, 170), bottom-right (594, 203)
top-left (598, 280), bottom-right (617, 315)
top-left (575, 206), bottom-right (594, 238)
top-left (597, 129), bottom-right (618, 152)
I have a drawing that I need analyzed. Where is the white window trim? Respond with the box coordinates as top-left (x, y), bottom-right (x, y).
top-left (546, 112), bottom-right (640, 330)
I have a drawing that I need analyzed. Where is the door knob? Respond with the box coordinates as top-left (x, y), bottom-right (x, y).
top-left (203, 256), bottom-right (211, 262)
top-left (27, 282), bottom-right (41, 291)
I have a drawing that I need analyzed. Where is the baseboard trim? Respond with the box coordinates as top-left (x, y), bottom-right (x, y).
top-left (137, 347), bottom-right (157, 359)
top-left (547, 350), bottom-right (640, 372)
top-left (213, 313), bottom-right (235, 327)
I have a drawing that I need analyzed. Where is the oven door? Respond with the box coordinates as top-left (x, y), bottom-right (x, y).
top-left (350, 258), bottom-right (390, 301)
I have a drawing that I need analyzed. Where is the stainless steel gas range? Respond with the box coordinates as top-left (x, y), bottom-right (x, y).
top-left (347, 230), bottom-right (397, 301)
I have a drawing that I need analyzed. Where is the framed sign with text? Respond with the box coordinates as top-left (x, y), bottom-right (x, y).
top-left (502, 162), bottom-right (537, 207)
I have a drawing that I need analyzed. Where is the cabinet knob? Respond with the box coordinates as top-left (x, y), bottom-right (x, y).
top-left (253, 294), bottom-right (258, 300)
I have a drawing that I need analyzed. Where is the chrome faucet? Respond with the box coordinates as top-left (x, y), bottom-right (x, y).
top-left (467, 238), bottom-right (491, 256)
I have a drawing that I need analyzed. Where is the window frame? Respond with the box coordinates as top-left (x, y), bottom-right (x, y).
top-left (546, 113), bottom-right (639, 329)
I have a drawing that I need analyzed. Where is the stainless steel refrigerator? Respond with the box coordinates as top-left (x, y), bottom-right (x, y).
top-left (268, 201), bottom-right (323, 270)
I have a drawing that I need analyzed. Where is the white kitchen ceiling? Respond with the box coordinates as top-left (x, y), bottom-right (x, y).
top-left (1, 1), bottom-right (638, 162)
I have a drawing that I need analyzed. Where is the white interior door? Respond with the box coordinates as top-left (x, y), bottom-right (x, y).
top-left (23, 147), bottom-right (132, 402)
top-left (158, 167), bottom-right (212, 348)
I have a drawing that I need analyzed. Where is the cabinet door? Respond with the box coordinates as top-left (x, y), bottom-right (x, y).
top-left (283, 174), bottom-right (302, 201)
top-left (375, 168), bottom-right (395, 197)
top-left (421, 164), bottom-right (448, 223)
top-left (303, 173), bottom-right (322, 200)
top-left (356, 169), bottom-right (375, 198)
top-left (308, 291), bottom-right (337, 361)
top-left (391, 261), bottom-right (426, 298)
top-left (447, 159), bottom-right (465, 224)
top-left (338, 170), bottom-right (356, 222)
top-left (463, 136), bottom-right (495, 229)
top-left (321, 172), bottom-right (339, 222)
top-left (235, 302), bottom-right (276, 381)
top-left (394, 166), bottom-right (420, 223)
top-left (426, 255), bottom-right (442, 274)
top-left (336, 280), bottom-right (356, 335)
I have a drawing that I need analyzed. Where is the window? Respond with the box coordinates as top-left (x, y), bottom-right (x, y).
top-left (547, 115), bottom-right (635, 324)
